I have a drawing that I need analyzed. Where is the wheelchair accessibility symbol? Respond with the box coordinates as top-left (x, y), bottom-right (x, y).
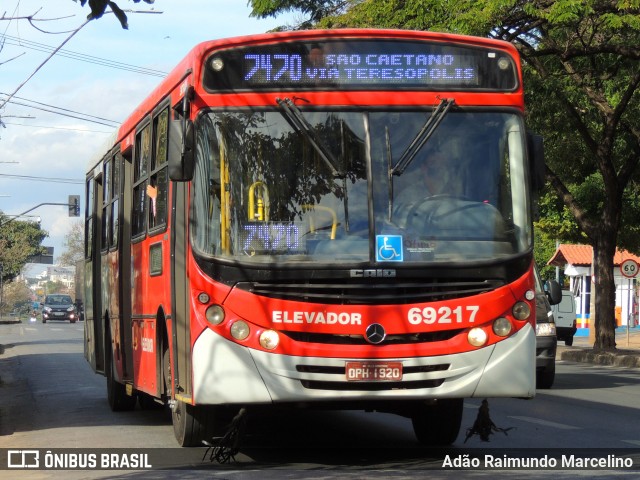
top-left (376, 235), bottom-right (403, 262)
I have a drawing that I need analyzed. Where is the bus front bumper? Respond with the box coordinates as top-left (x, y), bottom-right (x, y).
top-left (192, 323), bottom-right (536, 405)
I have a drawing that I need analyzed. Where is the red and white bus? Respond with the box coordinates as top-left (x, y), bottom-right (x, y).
top-left (84, 29), bottom-right (543, 447)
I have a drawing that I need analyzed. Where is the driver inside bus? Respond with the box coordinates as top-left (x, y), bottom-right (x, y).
top-left (393, 145), bottom-right (457, 216)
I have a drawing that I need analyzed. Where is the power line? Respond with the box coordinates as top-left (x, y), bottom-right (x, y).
top-left (2, 121), bottom-right (113, 134)
top-left (0, 173), bottom-right (84, 185)
top-left (0, 18), bottom-right (91, 112)
top-left (1, 93), bottom-right (120, 124)
top-left (1, 93), bottom-right (121, 127)
top-left (0, 33), bottom-right (168, 78)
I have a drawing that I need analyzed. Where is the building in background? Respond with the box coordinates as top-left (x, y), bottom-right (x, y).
top-left (547, 244), bottom-right (640, 336)
top-left (20, 263), bottom-right (76, 299)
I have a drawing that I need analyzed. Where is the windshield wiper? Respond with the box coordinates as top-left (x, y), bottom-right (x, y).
top-left (275, 97), bottom-right (343, 177)
top-left (391, 98), bottom-right (455, 176)
top-left (386, 126), bottom-right (394, 221)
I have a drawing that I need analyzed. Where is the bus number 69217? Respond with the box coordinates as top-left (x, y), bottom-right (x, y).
top-left (408, 305), bottom-right (480, 325)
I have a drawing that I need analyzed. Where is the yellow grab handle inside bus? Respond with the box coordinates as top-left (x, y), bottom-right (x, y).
top-left (248, 181), bottom-right (270, 221)
top-left (220, 140), bottom-right (231, 253)
top-left (302, 205), bottom-right (337, 240)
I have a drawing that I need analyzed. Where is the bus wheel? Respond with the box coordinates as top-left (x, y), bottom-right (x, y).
top-left (411, 399), bottom-right (463, 446)
top-left (536, 365), bottom-right (555, 390)
top-left (106, 333), bottom-right (136, 411)
top-left (172, 400), bottom-right (214, 447)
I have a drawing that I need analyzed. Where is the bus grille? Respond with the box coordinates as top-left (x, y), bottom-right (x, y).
top-left (283, 329), bottom-right (463, 345)
top-left (300, 379), bottom-right (445, 391)
top-left (235, 278), bottom-right (502, 305)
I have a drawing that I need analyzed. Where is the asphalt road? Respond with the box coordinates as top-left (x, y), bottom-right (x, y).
top-left (1, 320), bottom-right (639, 479)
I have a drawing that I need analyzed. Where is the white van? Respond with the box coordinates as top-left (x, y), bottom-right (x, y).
top-left (552, 291), bottom-right (577, 346)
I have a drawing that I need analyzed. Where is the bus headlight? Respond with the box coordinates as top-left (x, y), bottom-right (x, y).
top-left (468, 328), bottom-right (488, 347)
top-left (259, 330), bottom-right (280, 350)
top-left (512, 301), bottom-right (531, 320)
top-left (230, 321), bottom-right (250, 340)
top-left (205, 305), bottom-right (225, 326)
top-left (492, 317), bottom-right (512, 337)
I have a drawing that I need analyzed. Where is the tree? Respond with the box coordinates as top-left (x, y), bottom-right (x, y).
top-left (248, 0), bottom-right (640, 351)
top-left (58, 221), bottom-right (85, 267)
top-left (0, 214), bottom-right (48, 284)
top-left (75, 0), bottom-right (156, 29)
top-left (250, 0), bottom-right (352, 29)
top-left (478, 1), bottom-right (640, 352)
top-left (1, 280), bottom-right (34, 316)
top-left (43, 280), bottom-right (71, 296)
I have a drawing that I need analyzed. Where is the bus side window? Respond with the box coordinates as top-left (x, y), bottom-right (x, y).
top-left (101, 158), bottom-right (111, 251)
top-left (132, 123), bottom-right (151, 238)
top-left (148, 107), bottom-right (169, 232)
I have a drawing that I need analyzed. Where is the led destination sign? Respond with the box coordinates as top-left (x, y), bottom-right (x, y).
top-left (204, 39), bottom-right (517, 91)
top-left (243, 52), bottom-right (476, 85)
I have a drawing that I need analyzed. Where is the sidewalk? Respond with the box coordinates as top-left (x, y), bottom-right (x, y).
top-left (557, 327), bottom-right (640, 368)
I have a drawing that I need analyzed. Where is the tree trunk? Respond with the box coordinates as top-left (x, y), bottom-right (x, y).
top-left (593, 237), bottom-right (617, 351)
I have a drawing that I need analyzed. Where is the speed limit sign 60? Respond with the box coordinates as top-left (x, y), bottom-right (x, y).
top-left (620, 259), bottom-right (639, 278)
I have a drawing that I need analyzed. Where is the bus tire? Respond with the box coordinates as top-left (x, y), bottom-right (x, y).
top-left (172, 400), bottom-right (214, 447)
top-left (106, 330), bottom-right (136, 411)
top-left (536, 366), bottom-right (555, 389)
top-left (411, 398), bottom-right (463, 446)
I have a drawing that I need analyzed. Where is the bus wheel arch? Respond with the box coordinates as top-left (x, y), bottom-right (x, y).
top-left (105, 311), bottom-right (136, 411)
top-left (155, 307), bottom-right (172, 399)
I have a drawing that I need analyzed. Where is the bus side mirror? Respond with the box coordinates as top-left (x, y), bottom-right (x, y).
top-left (527, 132), bottom-right (545, 191)
top-left (545, 279), bottom-right (562, 306)
top-left (168, 119), bottom-right (194, 181)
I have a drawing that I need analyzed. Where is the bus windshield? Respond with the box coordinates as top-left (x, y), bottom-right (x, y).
top-left (191, 107), bottom-right (531, 265)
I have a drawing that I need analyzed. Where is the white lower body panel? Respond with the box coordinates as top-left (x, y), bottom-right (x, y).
top-left (192, 324), bottom-right (535, 405)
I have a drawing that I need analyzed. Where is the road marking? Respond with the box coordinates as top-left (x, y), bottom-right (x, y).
top-left (622, 440), bottom-right (640, 446)
top-left (509, 415), bottom-right (581, 430)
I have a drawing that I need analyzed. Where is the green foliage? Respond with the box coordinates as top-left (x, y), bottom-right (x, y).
top-left (0, 214), bottom-right (48, 284)
top-left (535, 189), bottom-right (586, 244)
top-left (43, 280), bottom-right (71, 296)
top-left (1, 280), bottom-right (34, 316)
top-left (249, 0), bottom-right (351, 28)
top-left (58, 221), bottom-right (85, 267)
top-left (533, 228), bottom-right (560, 282)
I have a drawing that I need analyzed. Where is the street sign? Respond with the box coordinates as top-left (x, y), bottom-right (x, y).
top-left (620, 259), bottom-right (639, 278)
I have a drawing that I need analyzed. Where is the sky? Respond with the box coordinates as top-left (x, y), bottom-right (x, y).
top-left (0, 0), bottom-right (295, 269)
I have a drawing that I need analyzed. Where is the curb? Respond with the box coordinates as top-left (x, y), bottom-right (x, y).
top-left (560, 348), bottom-right (640, 368)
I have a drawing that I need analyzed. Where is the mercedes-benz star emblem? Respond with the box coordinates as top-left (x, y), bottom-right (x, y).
top-left (365, 323), bottom-right (386, 344)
